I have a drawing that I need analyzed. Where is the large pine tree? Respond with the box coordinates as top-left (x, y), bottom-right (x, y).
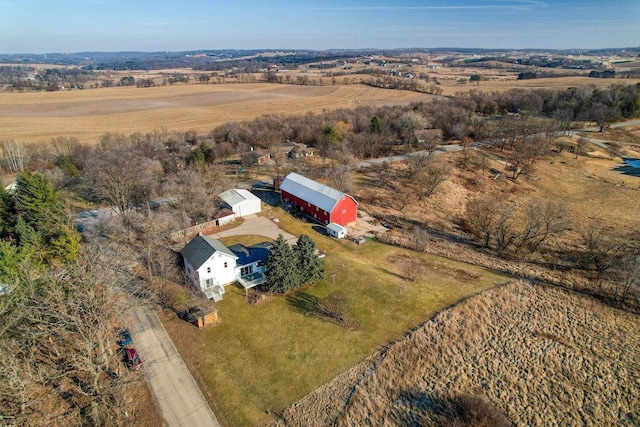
top-left (265, 235), bottom-right (301, 293)
top-left (294, 234), bottom-right (325, 285)
top-left (1, 171), bottom-right (80, 268)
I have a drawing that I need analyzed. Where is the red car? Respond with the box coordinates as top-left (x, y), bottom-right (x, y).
top-left (126, 348), bottom-right (143, 371)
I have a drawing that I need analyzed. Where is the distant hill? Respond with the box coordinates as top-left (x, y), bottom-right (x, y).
top-left (1, 47), bottom-right (637, 70)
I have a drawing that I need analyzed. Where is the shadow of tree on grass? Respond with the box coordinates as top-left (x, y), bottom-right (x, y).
top-left (286, 292), bottom-right (359, 330)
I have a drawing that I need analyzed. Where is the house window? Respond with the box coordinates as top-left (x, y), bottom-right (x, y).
top-left (224, 262), bottom-right (228, 268)
top-left (325, 220), bottom-right (329, 224)
top-left (207, 267), bottom-right (211, 273)
top-left (241, 265), bottom-right (253, 276)
top-left (315, 206), bottom-right (318, 211)
top-left (205, 278), bottom-right (214, 288)
top-left (314, 213), bottom-right (317, 219)
top-left (308, 202), bottom-right (311, 207)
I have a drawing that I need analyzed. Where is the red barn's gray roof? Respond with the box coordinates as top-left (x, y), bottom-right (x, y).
top-left (280, 172), bottom-right (356, 213)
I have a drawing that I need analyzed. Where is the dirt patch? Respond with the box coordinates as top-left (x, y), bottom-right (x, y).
top-left (125, 378), bottom-right (165, 427)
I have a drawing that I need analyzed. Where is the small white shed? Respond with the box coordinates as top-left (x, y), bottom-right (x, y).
top-left (327, 222), bottom-right (348, 239)
top-left (219, 189), bottom-right (262, 218)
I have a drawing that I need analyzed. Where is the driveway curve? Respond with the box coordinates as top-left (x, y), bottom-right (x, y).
top-left (208, 214), bottom-right (298, 245)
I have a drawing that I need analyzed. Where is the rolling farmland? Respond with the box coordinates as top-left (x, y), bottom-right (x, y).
top-left (0, 83), bottom-right (436, 143)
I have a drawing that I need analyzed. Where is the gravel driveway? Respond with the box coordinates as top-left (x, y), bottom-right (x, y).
top-left (208, 214), bottom-right (298, 245)
top-left (130, 305), bottom-right (221, 427)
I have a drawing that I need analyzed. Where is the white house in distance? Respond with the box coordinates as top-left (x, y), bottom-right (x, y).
top-left (181, 234), bottom-right (272, 301)
top-left (219, 189), bottom-right (261, 218)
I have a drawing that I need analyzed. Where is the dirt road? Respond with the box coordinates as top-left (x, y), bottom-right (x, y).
top-left (130, 305), bottom-right (221, 427)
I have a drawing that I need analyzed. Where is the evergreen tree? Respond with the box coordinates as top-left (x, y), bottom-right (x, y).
top-left (371, 115), bottom-right (384, 134)
top-left (49, 226), bottom-right (81, 263)
top-left (265, 235), bottom-right (300, 293)
top-left (0, 241), bottom-right (22, 285)
top-left (14, 170), bottom-right (65, 230)
top-left (0, 187), bottom-right (11, 236)
top-left (4, 171), bottom-right (80, 264)
top-left (294, 234), bottom-right (325, 285)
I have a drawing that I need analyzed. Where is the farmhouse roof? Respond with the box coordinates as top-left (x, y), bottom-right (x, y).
top-left (181, 234), bottom-right (238, 270)
top-left (219, 189), bottom-right (260, 207)
top-left (228, 241), bottom-right (273, 267)
top-left (280, 172), bottom-right (357, 213)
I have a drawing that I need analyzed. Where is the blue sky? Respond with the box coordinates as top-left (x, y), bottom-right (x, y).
top-left (1, 1), bottom-right (638, 53)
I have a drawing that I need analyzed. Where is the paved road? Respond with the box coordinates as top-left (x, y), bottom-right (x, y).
top-left (130, 305), bottom-right (221, 427)
top-left (356, 141), bottom-right (493, 168)
top-left (208, 214), bottom-right (298, 245)
top-left (576, 118), bottom-right (640, 133)
top-left (357, 143), bottom-right (466, 168)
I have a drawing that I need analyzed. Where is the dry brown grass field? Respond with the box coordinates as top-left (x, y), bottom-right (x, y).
top-left (355, 143), bottom-right (640, 244)
top-left (0, 83), bottom-right (435, 143)
top-left (274, 281), bottom-right (640, 426)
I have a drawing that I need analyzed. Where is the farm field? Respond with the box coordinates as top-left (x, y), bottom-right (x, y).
top-left (161, 209), bottom-right (510, 426)
top-left (0, 83), bottom-right (436, 144)
top-left (274, 281), bottom-right (640, 426)
top-left (432, 75), bottom-right (640, 96)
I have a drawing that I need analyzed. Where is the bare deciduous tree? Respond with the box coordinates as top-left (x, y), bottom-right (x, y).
top-left (579, 223), bottom-right (625, 282)
top-left (465, 196), bottom-right (502, 248)
top-left (402, 259), bottom-right (423, 282)
top-left (326, 165), bottom-right (353, 193)
top-left (396, 111), bottom-right (427, 147)
top-left (2, 140), bottom-right (26, 173)
top-left (412, 226), bottom-right (430, 252)
top-left (415, 157), bottom-right (450, 200)
top-left (516, 199), bottom-right (567, 254)
top-left (0, 243), bottom-right (136, 425)
top-left (406, 152), bottom-right (431, 179)
top-left (87, 147), bottom-right (162, 217)
top-left (612, 255), bottom-right (640, 304)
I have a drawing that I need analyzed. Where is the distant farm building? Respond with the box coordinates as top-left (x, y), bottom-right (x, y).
top-left (219, 189), bottom-right (262, 218)
top-left (280, 172), bottom-right (357, 226)
top-left (276, 140), bottom-right (315, 159)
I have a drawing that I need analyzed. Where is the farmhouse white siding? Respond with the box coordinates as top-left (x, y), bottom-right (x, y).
top-left (181, 234), bottom-right (239, 302)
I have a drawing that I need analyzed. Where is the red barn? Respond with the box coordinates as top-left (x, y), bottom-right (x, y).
top-left (280, 172), bottom-right (358, 227)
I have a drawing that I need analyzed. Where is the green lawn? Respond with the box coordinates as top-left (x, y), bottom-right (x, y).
top-left (183, 209), bottom-right (510, 426)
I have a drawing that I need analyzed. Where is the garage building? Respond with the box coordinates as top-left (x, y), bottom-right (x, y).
top-left (219, 189), bottom-right (262, 218)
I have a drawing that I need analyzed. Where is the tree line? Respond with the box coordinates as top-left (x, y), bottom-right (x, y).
top-left (0, 171), bottom-right (142, 425)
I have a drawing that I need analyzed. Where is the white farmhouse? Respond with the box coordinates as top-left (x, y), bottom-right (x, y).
top-left (181, 234), bottom-right (238, 302)
top-left (181, 234), bottom-right (272, 301)
top-left (219, 189), bottom-right (262, 218)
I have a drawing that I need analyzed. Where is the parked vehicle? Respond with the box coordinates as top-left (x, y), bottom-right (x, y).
top-left (126, 348), bottom-right (143, 371)
top-left (118, 328), bottom-right (133, 348)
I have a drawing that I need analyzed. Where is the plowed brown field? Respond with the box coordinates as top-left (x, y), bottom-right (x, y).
top-left (0, 83), bottom-right (436, 143)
